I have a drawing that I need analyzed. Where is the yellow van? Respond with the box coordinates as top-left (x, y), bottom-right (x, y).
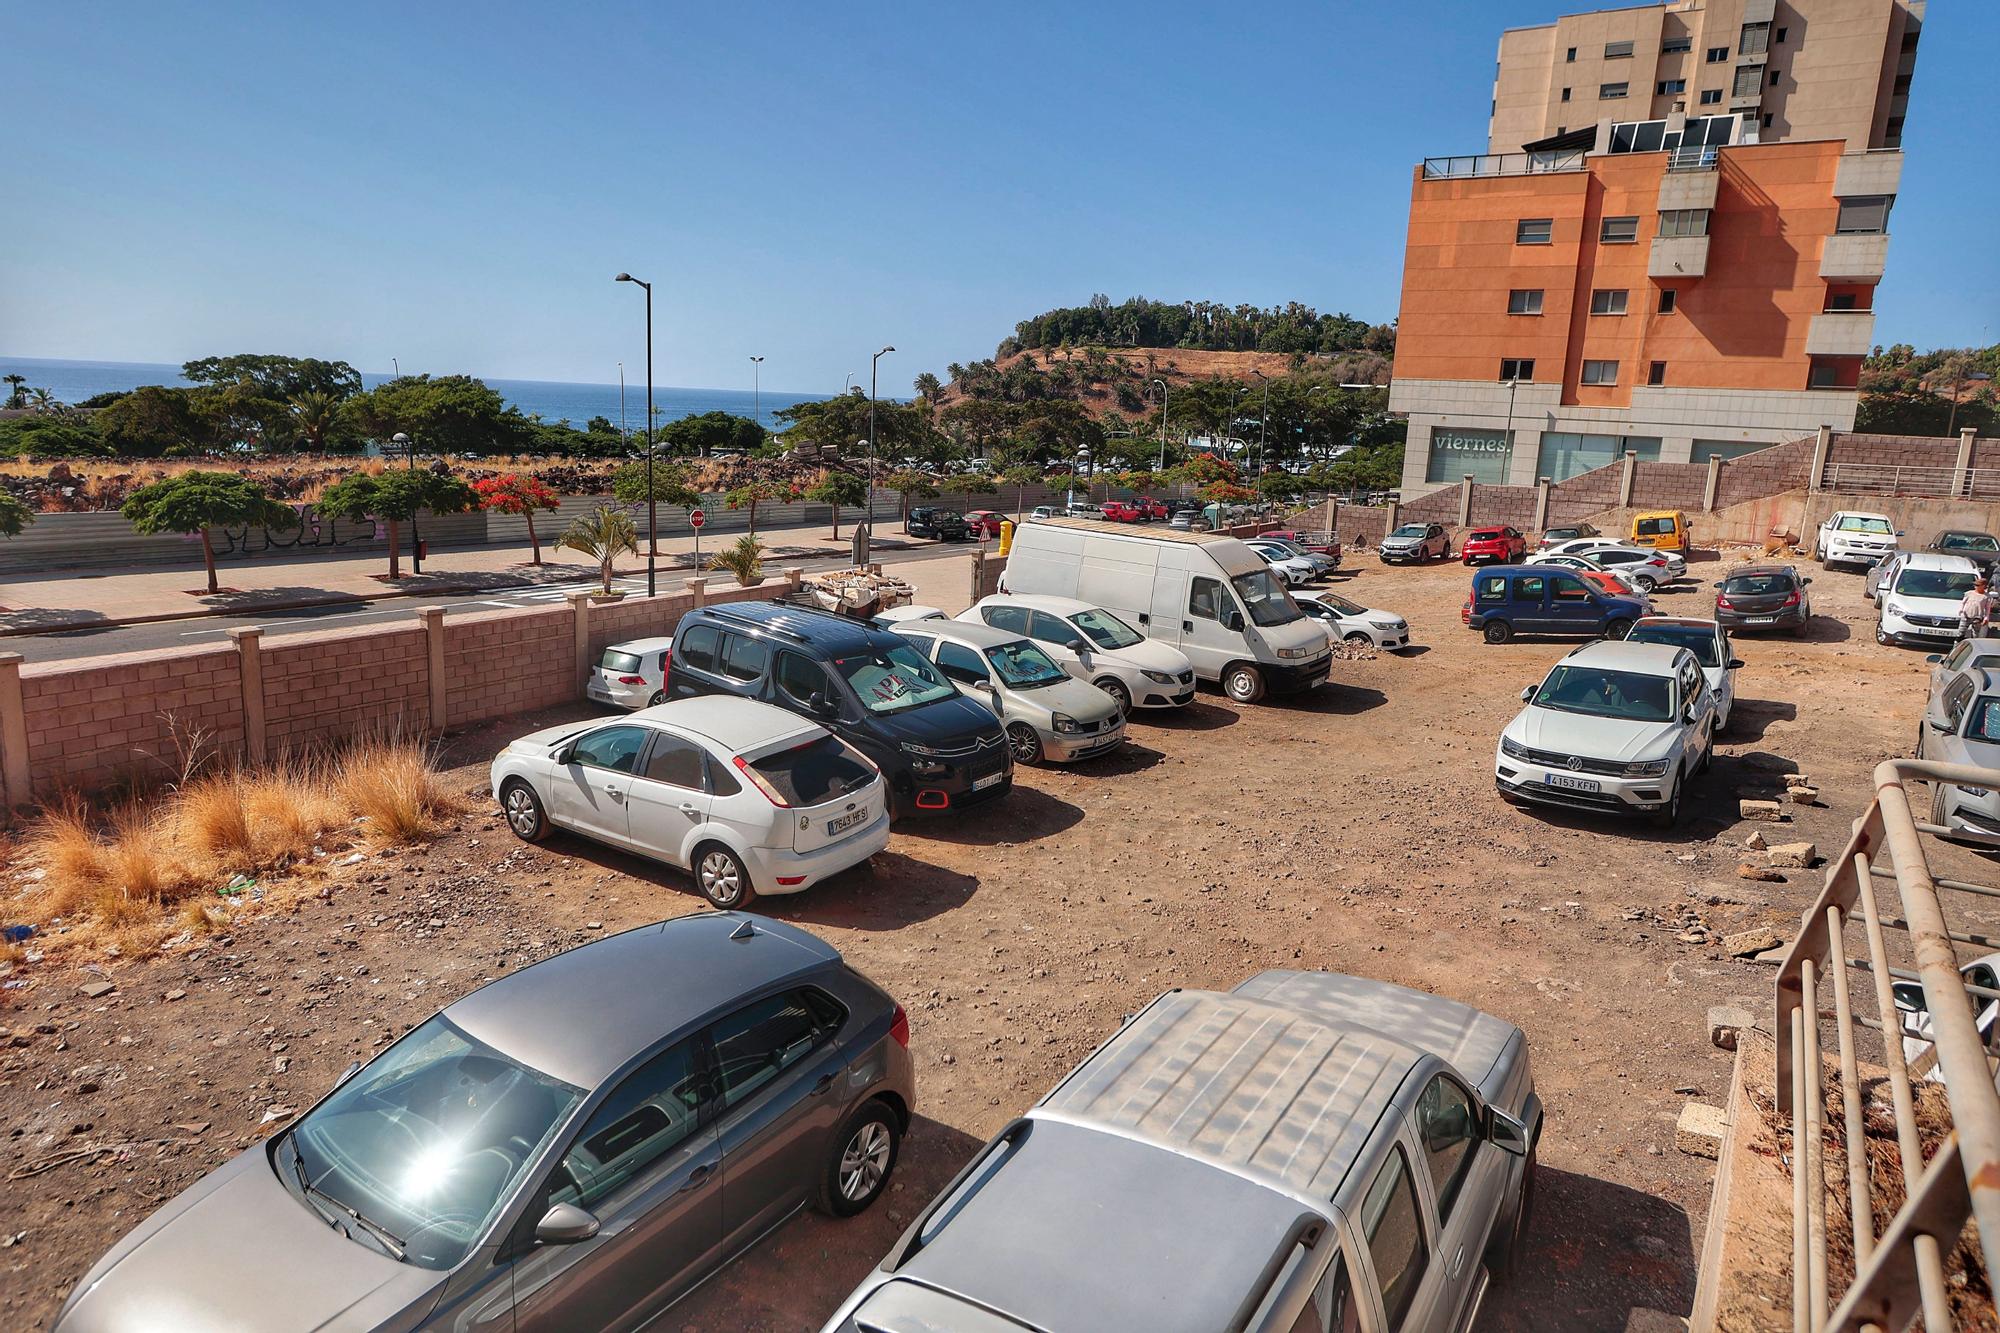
top-left (1632, 510), bottom-right (1690, 554)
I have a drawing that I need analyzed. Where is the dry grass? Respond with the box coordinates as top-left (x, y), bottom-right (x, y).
top-left (338, 739), bottom-right (464, 845)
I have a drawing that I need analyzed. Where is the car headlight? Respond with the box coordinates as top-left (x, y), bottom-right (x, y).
top-left (1883, 601), bottom-right (1906, 619)
top-left (899, 741), bottom-right (943, 757)
top-left (1623, 759), bottom-right (1671, 778)
top-left (1142, 669), bottom-right (1179, 684)
top-left (1277, 644), bottom-right (1315, 659)
top-left (1961, 786), bottom-right (1992, 798)
top-left (1052, 713), bottom-right (1082, 734)
top-left (1500, 736), bottom-right (1530, 760)
top-left (1370, 620), bottom-right (1400, 631)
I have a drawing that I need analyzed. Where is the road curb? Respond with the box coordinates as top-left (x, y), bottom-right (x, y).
top-left (0, 577), bottom-right (555, 638)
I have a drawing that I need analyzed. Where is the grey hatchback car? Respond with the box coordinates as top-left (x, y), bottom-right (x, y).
top-left (822, 970), bottom-right (1540, 1333)
top-left (54, 914), bottom-right (914, 1333)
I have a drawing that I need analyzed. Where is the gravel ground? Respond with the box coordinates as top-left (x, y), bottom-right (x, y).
top-left (0, 548), bottom-right (1975, 1331)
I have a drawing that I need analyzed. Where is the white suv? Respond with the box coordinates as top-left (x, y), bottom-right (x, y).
top-left (1817, 511), bottom-right (1898, 568)
top-left (1495, 640), bottom-right (1717, 827)
top-left (491, 696), bottom-right (889, 908)
top-left (1877, 551), bottom-right (1982, 647)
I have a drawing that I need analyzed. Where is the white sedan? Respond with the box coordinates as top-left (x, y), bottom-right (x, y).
top-left (1624, 615), bottom-right (1742, 732)
top-left (1292, 589), bottom-right (1410, 650)
top-left (1243, 540), bottom-right (1318, 586)
top-left (490, 696), bottom-right (889, 909)
top-left (961, 593), bottom-right (1197, 712)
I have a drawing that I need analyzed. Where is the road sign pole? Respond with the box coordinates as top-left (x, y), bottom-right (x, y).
top-left (690, 507), bottom-right (705, 571)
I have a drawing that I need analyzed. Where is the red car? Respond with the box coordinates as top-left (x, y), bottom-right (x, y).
top-left (1098, 500), bottom-right (1142, 522)
top-left (1460, 525), bottom-right (1527, 565)
top-left (1134, 497), bottom-right (1169, 521)
top-left (963, 509), bottom-right (1006, 538)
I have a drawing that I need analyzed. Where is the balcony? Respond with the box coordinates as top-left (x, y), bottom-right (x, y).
top-left (1820, 233), bottom-right (1889, 282)
top-left (1657, 167), bottom-right (1718, 211)
top-left (1805, 311), bottom-right (1876, 358)
top-left (1649, 235), bottom-right (1709, 278)
top-left (1833, 149), bottom-right (1903, 198)
top-left (1420, 148), bottom-right (1587, 180)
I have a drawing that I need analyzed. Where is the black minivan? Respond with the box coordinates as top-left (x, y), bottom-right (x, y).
top-left (907, 507), bottom-right (970, 541)
top-left (667, 601), bottom-right (1012, 816)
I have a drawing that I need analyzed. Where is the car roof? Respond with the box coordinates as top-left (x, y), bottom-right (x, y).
top-left (1467, 526), bottom-right (1508, 535)
top-left (1724, 563), bottom-right (1799, 577)
top-left (978, 592), bottom-right (1093, 617)
top-left (1632, 615), bottom-right (1719, 631)
top-left (1901, 551), bottom-right (1981, 573)
top-left (626, 696), bottom-right (820, 752)
top-left (689, 599), bottom-right (895, 655)
top-left (603, 636), bottom-right (676, 653)
top-left (1557, 640), bottom-right (1689, 674)
top-left (893, 617), bottom-right (1021, 650)
top-left (446, 914), bottom-right (840, 1088)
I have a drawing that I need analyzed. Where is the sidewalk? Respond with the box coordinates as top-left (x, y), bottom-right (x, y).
top-left (0, 520), bottom-right (936, 633)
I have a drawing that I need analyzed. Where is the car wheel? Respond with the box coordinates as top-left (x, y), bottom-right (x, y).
top-left (1344, 631), bottom-right (1373, 647)
top-left (648, 690), bottom-right (665, 707)
top-left (1483, 621), bottom-right (1514, 645)
top-left (500, 780), bottom-right (550, 842)
top-left (1875, 621), bottom-right (1892, 646)
top-left (1603, 618), bottom-right (1633, 640)
top-left (1696, 730), bottom-right (1714, 776)
top-left (816, 1099), bottom-right (901, 1217)
top-left (1651, 774), bottom-right (1684, 829)
top-left (1006, 723), bottom-right (1044, 766)
top-left (1222, 664), bottom-right (1266, 704)
top-left (1095, 677), bottom-right (1132, 716)
top-left (694, 842), bottom-right (755, 909)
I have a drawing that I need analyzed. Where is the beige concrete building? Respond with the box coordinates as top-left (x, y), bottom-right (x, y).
top-left (1489, 0), bottom-right (1923, 155)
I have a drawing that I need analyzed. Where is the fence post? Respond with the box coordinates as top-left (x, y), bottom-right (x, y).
top-left (1457, 475), bottom-right (1474, 526)
top-left (0, 653), bottom-right (29, 811)
top-left (1533, 477), bottom-right (1551, 531)
top-left (228, 627), bottom-right (266, 765)
top-left (1384, 498), bottom-right (1400, 530)
top-left (1958, 426), bottom-right (1978, 498)
top-left (1619, 450), bottom-right (1638, 508)
top-left (567, 591), bottom-right (591, 698)
top-left (971, 549), bottom-right (986, 606)
top-left (785, 566), bottom-right (804, 592)
top-left (418, 606), bottom-right (447, 732)
top-left (1809, 424), bottom-right (1833, 491)
top-left (1704, 454), bottom-right (1724, 512)
top-left (686, 577), bottom-right (707, 609)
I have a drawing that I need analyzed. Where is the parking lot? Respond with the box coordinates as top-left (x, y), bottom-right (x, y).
top-left (0, 545), bottom-right (1962, 1330)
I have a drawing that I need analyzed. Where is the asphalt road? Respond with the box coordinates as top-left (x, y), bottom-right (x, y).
top-left (3, 543), bottom-right (973, 664)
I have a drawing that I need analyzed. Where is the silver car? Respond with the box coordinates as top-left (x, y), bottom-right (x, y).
top-left (889, 618), bottom-right (1126, 766)
top-left (584, 636), bottom-right (675, 710)
top-left (822, 971), bottom-right (1540, 1333)
top-left (54, 915), bottom-right (915, 1333)
top-left (1917, 661), bottom-right (2000, 840)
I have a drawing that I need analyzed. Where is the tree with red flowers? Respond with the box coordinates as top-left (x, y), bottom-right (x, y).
top-left (474, 473), bottom-right (562, 565)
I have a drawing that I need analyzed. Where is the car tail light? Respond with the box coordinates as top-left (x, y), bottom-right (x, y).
top-left (1781, 591), bottom-right (1801, 608)
top-left (889, 1004), bottom-right (910, 1048)
top-left (1717, 596), bottom-right (1735, 611)
top-left (775, 874), bottom-right (807, 886)
top-left (1461, 599), bottom-right (1472, 623)
top-left (732, 755), bottom-right (792, 807)
top-left (617, 675), bottom-right (646, 685)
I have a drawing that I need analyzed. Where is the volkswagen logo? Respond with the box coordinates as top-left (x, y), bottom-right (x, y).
top-left (1567, 757), bottom-right (1584, 772)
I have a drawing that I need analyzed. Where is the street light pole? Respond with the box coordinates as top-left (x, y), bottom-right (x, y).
top-left (844, 373), bottom-right (856, 396)
top-left (393, 432), bottom-right (422, 575)
top-left (615, 273), bottom-right (657, 596)
top-left (1252, 370), bottom-right (1269, 479)
top-left (618, 362), bottom-right (626, 448)
top-left (750, 355), bottom-right (764, 427)
top-left (1152, 377), bottom-right (1169, 471)
top-left (1503, 376), bottom-right (1522, 463)
top-left (867, 345), bottom-right (894, 548)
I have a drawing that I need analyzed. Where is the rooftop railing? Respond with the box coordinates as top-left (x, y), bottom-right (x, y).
top-left (1420, 148), bottom-right (1589, 180)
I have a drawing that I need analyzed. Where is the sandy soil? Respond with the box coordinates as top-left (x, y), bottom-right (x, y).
top-left (0, 549), bottom-right (1966, 1330)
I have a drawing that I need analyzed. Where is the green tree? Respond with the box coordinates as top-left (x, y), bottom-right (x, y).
top-left (315, 467), bottom-right (477, 580)
top-left (803, 472), bottom-right (867, 540)
top-left (351, 374), bottom-right (523, 455)
top-left (913, 372), bottom-right (943, 404)
top-left (657, 411), bottom-right (766, 458)
top-left (122, 471), bottom-right (299, 593)
top-left (1000, 464), bottom-right (1041, 519)
top-left (95, 385), bottom-right (200, 455)
top-left (288, 390), bottom-right (349, 453)
top-left (724, 479), bottom-right (790, 537)
top-left (611, 460), bottom-right (702, 508)
top-left (0, 491), bottom-right (35, 537)
top-left (0, 415), bottom-right (111, 458)
top-left (886, 468), bottom-right (938, 529)
top-left (557, 506), bottom-right (638, 596)
top-left (182, 354), bottom-right (363, 400)
top-left (2, 374), bottom-right (24, 409)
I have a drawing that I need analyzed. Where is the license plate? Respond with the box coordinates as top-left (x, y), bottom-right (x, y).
top-left (825, 808), bottom-right (868, 836)
top-left (1746, 616), bottom-right (1776, 625)
top-left (1545, 773), bottom-right (1601, 793)
top-left (971, 771), bottom-right (1004, 792)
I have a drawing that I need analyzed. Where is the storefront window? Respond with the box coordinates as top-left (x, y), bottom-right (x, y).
top-left (1425, 427), bottom-right (1514, 485)
top-left (1538, 433), bottom-right (1662, 482)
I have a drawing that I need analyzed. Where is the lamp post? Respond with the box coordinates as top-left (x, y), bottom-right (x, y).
top-left (393, 432), bottom-right (422, 574)
top-left (1151, 377), bottom-right (1170, 470)
top-left (749, 355), bottom-right (764, 427)
top-left (866, 345), bottom-right (894, 548)
top-left (1502, 376), bottom-right (1524, 468)
top-left (844, 372), bottom-right (856, 396)
top-left (1071, 445), bottom-right (1093, 510)
top-left (618, 362), bottom-right (626, 448)
top-left (1947, 369), bottom-right (1993, 438)
top-left (614, 272), bottom-right (657, 596)
top-left (1251, 370), bottom-right (1270, 479)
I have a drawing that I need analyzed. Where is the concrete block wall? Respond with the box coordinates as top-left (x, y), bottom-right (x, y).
top-left (1825, 433), bottom-right (1959, 470)
top-left (262, 623), bottom-right (430, 751)
top-left (442, 605), bottom-right (580, 730)
top-left (1715, 436), bottom-right (1814, 509)
top-left (19, 645), bottom-right (245, 794)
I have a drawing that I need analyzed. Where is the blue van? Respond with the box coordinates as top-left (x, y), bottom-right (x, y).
top-left (1464, 564), bottom-right (1648, 643)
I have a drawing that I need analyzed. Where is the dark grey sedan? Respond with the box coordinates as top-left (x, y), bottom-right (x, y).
top-left (1714, 563), bottom-right (1812, 634)
top-left (53, 914), bottom-right (915, 1332)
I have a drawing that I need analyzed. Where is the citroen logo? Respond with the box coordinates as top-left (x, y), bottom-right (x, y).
top-left (1567, 757), bottom-right (1584, 772)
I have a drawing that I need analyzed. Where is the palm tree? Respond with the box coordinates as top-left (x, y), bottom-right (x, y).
top-left (2, 375), bottom-right (24, 408)
top-left (557, 506), bottom-right (639, 596)
top-left (26, 387), bottom-right (53, 411)
top-left (289, 390), bottom-right (340, 453)
top-left (913, 372), bottom-right (942, 404)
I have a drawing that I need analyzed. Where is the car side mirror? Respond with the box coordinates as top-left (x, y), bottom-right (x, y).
top-left (1897, 529), bottom-right (1907, 537)
top-left (806, 691), bottom-right (837, 719)
top-left (1926, 653), bottom-right (1944, 664)
top-left (1489, 1107), bottom-right (1530, 1157)
top-left (1802, 577), bottom-right (1814, 585)
top-left (1928, 716), bottom-right (1951, 733)
top-left (553, 744), bottom-right (574, 766)
top-left (1728, 658), bottom-right (1744, 669)
top-left (1521, 685), bottom-right (1535, 701)
top-left (1066, 638), bottom-right (1088, 654)
top-left (1712, 581), bottom-right (1725, 589)
top-left (1892, 981), bottom-right (1927, 1015)
top-left (535, 1202), bottom-right (601, 1245)
top-left (1225, 610), bottom-right (1246, 632)
top-left (972, 679), bottom-right (994, 692)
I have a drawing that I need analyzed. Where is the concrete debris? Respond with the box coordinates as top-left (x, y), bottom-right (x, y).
top-left (1709, 1005), bottom-right (1752, 1050)
top-left (1736, 864), bottom-right (1786, 883)
top-left (1725, 927), bottom-right (1783, 958)
top-left (1766, 842), bottom-right (1817, 869)
top-left (1675, 1101), bottom-right (1728, 1159)
top-left (1739, 799), bottom-right (1784, 822)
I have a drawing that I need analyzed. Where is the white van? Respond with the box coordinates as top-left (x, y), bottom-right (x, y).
top-left (999, 518), bottom-right (1331, 703)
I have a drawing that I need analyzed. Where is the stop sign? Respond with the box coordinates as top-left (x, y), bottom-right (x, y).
top-left (689, 509), bottom-right (705, 529)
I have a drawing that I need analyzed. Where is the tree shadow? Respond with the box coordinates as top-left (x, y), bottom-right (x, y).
top-left (1482, 1165), bottom-right (1696, 1331)
top-left (1724, 698), bottom-right (1799, 745)
top-left (895, 784), bottom-right (1084, 845)
top-left (0, 606), bottom-right (115, 635)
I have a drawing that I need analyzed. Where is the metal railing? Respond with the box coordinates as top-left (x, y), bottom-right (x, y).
top-left (1420, 148), bottom-right (1588, 179)
top-left (1774, 758), bottom-right (2000, 1332)
top-left (1666, 144), bottom-right (1721, 170)
top-left (1818, 463), bottom-right (1962, 498)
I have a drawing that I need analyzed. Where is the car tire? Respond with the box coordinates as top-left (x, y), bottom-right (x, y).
top-left (1222, 664), bottom-right (1266, 705)
top-left (1095, 678), bottom-right (1132, 716)
top-left (500, 779), bottom-right (550, 843)
top-left (693, 842), bottom-right (755, 909)
top-left (1483, 621), bottom-right (1514, 645)
top-left (1602, 618), bottom-right (1634, 641)
top-left (1006, 723), bottom-right (1045, 766)
top-left (1696, 730), bottom-right (1714, 776)
top-left (1344, 632), bottom-right (1373, 648)
top-left (1875, 621), bottom-right (1893, 646)
top-left (648, 690), bottom-right (666, 707)
top-left (1651, 774), bottom-right (1684, 829)
top-left (817, 1099), bottom-right (901, 1217)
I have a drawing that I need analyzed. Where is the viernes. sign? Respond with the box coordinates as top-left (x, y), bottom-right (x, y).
top-left (1432, 430), bottom-right (1512, 454)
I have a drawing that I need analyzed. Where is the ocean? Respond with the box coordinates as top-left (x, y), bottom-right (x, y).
top-left (0, 356), bottom-right (831, 432)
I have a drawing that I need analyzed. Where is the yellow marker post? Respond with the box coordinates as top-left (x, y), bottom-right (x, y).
top-left (998, 518), bottom-right (1015, 557)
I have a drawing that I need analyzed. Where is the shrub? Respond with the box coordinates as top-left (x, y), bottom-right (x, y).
top-left (338, 739), bottom-right (463, 845)
top-left (707, 534), bottom-right (765, 587)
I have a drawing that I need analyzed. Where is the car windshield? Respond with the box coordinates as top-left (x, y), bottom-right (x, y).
top-left (1723, 573), bottom-right (1795, 597)
top-left (750, 734), bottom-right (875, 804)
top-left (1072, 607), bottom-right (1143, 650)
top-left (834, 643), bottom-right (960, 714)
top-left (986, 639), bottom-right (1068, 688)
top-left (283, 1015), bottom-right (582, 1270)
top-left (1390, 524), bottom-right (1426, 539)
top-left (1941, 534), bottom-right (1999, 551)
top-left (1231, 570), bottom-right (1302, 627)
top-left (1836, 516), bottom-right (1893, 533)
top-left (1895, 569), bottom-right (1979, 599)
top-left (1313, 592), bottom-right (1367, 616)
top-left (1967, 698), bottom-right (2000, 744)
top-left (1532, 665), bottom-right (1676, 723)
top-left (1627, 625), bottom-right (1720, 667)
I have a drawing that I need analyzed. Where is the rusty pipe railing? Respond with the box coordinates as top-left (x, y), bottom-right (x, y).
top-left (1774, 758), bottom-right (2000, 1331)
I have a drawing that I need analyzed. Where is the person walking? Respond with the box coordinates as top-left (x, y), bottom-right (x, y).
top-left (1959, 575), bottom-right (1995, 641)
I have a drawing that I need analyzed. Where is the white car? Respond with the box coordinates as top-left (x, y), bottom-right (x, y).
top-left (1877, 551), bottom-right (1981, 647)
top-left (1292, 589), bottom-right (1410, 650)
top-left (1253, 536), bottom-right (1339, 576)
top-left (1029, 506), bottom-right (1058, 522)
top-left (1243, 540), bottom-right (1317, 586)
top-left (1625, 615), bottom-right (1741, 732)
top-left (584, 636), bottom-right (674, 710)
top-left (1895, 954), bottom-right (2000, 1083)
top-left (1066, 503), bottom-right (1107, 520)
top-left (890, 618), bottom-right (1127, 764)
top-left (1540, 538), bottom-right (1686, 580)
top-left (490, 697), bottom-right (889, 908)
top-left (1495, 639), bottom-right (1717, 827)
top-left (1532, 554), bottom-right (1654, 608)
top-left (870, 604), bottom-right (949, 627)
top-left (960, 593), bottom-right (1196, 712)
top-left (1817, 510), bottom-right (1899, 568)
top-left (1566, 544), bottom-right (1677, 589)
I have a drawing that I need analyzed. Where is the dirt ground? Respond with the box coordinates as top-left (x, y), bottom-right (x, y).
top-left (0, 547), bottom-right (1962, 1331)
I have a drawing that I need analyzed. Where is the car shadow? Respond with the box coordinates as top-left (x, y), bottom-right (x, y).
top-left (761, 849), bottom-right (979, 931)
top-left (1134, 700), bottom-right (1240, 732)
top-left (1391, 644), bottom-right (1432, 657)
top-left (1482, 1165), bottom-right (1697, 1332)
top-left (1784, 616), bottom-right (1853, 644)
top-left (1058, 742), bottom-right (1167, 777)
top-left (1274, 685), bottom-right (1389, 716)
top-left (1724, 698), bottom-right (1799, 744)
top-left (894, 783), bottom-right (1084, 845)
top-left (0, 605), bottom-right (116, 635)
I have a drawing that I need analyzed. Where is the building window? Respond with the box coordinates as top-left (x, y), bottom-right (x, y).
top-left (1600, 82), bottom-right (1629, 99)
top-left (1604, 40), bottom-right (1634, 58)
top-left (1739, 22), bottom-right (1770, 55)
top-left (1894, 73), bottom-right (1912, 95)
top-left (1808, 359), bottom-right (1842, 389)
top-left (1589, 289), bottom-right (1629, 315)
top-left (1516, 218), bottom-right (1553, 245)
top-left (1762, 113), bottom-right (1773, 127)
top-left (1566, 46), bottom-right (1577, 62)
top-left (1426, 427), bottom-right (1516, 485)
top-left (1507, 289), bottom-right (1544, 315)
top-left (1836, 196), bottom-right (1893, 234)
top-left (1663, 35), bottom-right (1692, 53)
top-left (1599, 216), bottom-right (1640, 243)
top-left (1827, 292), bottom-right (1858, 311)
top-left (1733, 66), bottom-right (1764, 98)
top-left (1648, 361), bottom-right (1668, 386)
top-left (1901, 31), bottom-right (1919, 53)
top-left (1699, 89), bottom-right (1723, 105)
top-left (1561, 87), bottom-right (1571, 102)
top-left (1706, 47), bottom-right (1729, 63)
top-left (1658, 208), bottom-right (1709, 238)
top-left (1658, 79), bottom-right (1686, 94)
top-left (1540, 432), bottom-right (1663, 481)
top-left (1499, 359), bottom-right (1535, 381)
top-left (1658, 288), bottom-right (1678, 314)
top-left (1885, 115), bottom-right (1905, 145)
top-left (1582, 360), bottom-right (1619, 386)
top-left (1775, 27), bottom-right (1787, 43)
top-left (1769, 68), bottom-right (1781, 86)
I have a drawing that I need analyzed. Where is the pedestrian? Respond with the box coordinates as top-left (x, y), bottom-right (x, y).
top-left (1960, 575), bottom-right (1994, 641)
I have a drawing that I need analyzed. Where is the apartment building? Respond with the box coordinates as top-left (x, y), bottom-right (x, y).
top-left (1390, 0), bottom-right (1921, 496)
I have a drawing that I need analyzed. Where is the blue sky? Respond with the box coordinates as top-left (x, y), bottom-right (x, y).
top-left (5, 2), bottom-right (1994, 395)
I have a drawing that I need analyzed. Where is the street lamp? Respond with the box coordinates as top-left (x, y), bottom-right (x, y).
top-left (392, 432), bottom-right (422, 574)
top-left (1251, 370), bottom-right (1270, 479)
top-left (844, 372), bottom-right (856, 396)
top-left (618, 362), bottom-right (626, 448)
top-left (1071, 445), bottom-right (1093, 510)
top-left (866, 345), bottom-right (894, 549)
top-left (1947, 369), bottom-right (1993, 438)
top-left (614, 272), bottom-right (657, 596)
top-left (1151, 377), bottom-right (1170, 470)
top-left (1502, 376), bottom-right (1525, 466)
top-left (749, 355), bottom-right (764, 427)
